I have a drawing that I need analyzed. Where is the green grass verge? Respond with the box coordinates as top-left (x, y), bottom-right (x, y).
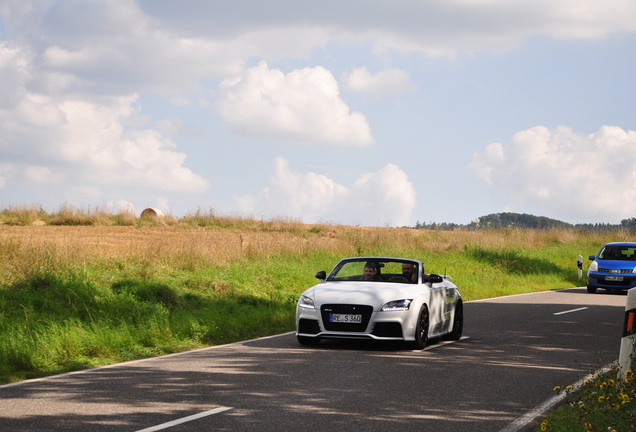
top-left (535, 366), bottom-right (636, 432)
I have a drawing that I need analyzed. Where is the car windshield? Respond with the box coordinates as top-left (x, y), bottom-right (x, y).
top-left (598, 246), bottom-right (636, 260)
top-left (327, 259), bottom-right (418, 283)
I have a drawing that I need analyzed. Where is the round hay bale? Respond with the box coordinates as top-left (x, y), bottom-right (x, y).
top-left (140, 208), bottom-right (165, 218)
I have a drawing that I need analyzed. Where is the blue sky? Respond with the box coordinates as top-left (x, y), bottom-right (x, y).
top-left (1, 1), bottom-right (635, 226)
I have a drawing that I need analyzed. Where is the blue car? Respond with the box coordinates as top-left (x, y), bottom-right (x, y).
top-left (587, 242), bottom-right (636, 293)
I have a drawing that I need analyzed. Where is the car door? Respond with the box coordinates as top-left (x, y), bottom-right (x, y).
top-left (427, 279), bottom-right (447, 335)
top-left (442, 283), bottom-right (458, 332)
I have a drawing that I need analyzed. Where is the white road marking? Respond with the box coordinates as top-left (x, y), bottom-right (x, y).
top-left (134, 407), bottom-right (233, 432)
top-left (468, 290), bottom-right (555, 303)
top-left (0, 332), bottom-right (296, 389)
top-left (553, 307), bottom-right (588, 316)
top-left (416, 336), bottom-right (469, 352)
top-left (498, 362), bottom-right (616, 432)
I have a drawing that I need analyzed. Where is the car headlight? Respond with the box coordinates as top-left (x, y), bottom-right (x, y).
top-left (381, 299), bottom-right (412, 312)
top-left (589, 261), bottom-right (598, 272)
top-left (298, 295), bottom-right (315, 309)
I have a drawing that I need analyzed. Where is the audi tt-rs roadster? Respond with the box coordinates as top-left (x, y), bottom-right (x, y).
top-left (295, 257), bottom-right (463, 349)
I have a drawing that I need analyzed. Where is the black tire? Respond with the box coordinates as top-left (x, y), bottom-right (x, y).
top-left (444, 300), bottom-right (463, 341)
top-left (587, 285), bottom-right (597, 294)
top-left (408, 305), bottom-right (429, 350)
top-left (297, 336), bottom-right (321, 346)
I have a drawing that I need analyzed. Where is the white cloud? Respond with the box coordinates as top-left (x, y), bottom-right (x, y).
top-left (0, 1), bottom-right (633, 103)
top-left (0, 40), bottom-right (31, 109)
top-left (23, 165), bottom-right (54, 183)
top-left (235, 157), bottom-right (416, 226)
top-left (0, 90), bottom-right (209, 199)
top-left (154, 197), bottom-right (172, 214)
top-left (137, 1), bottom-right (636, 59)
top-left (217, 62), bottom-right (374, 146)
top-left (341, 67), bottom-right (416, 96)
top-left (156, 118), bottom-right (184, 135)
top-left (469, 125), bottom-right (636, 223)
top-left (0, 163), bottom-right (15, 189)
top-left (1, 0), bottom-right (636, 221)
top-left (105, 199), bottom-right (136, 215)
top-left (170, 97), bottom-right (191, 106)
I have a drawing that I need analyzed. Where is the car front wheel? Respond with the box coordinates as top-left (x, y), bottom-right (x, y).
top-left (409, 305), bottom-right (429, 350)
top-left (586, 285), bottom-right (597, 294)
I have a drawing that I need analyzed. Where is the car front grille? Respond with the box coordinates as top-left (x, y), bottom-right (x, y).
top-left (371, 322), bottom-right (403, 338)
top-left (598, 268), bottom-right (633, 274)
top-left (298, 319), bottom-right (321, 334)
top-left (321, 304), bottom-right (373, 332)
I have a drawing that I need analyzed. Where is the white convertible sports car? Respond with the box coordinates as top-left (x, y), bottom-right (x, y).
top-left (295, 257), bottom-right (463, 349)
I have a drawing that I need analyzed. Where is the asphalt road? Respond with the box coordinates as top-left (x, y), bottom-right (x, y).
top-left (0, 288), bottom-right (628, 432)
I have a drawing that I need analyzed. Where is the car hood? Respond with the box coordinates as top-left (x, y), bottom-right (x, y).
top-left (303, 281), bottom-right (423, 310)
top-left (595, 259), bottom-right (636, 271)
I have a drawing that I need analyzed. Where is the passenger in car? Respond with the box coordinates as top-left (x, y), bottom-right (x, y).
top-left (402, 262), bottom-right (430, 282)
top-left (401, 263), bottom-right (416, 282)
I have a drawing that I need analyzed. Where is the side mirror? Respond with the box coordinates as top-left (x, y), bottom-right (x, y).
top-left (588, 255), bottom-right (595, 261)
top-left (427, 274), bottom-right (443, 284)
top-left (315, 270), bottom-right (326, 280)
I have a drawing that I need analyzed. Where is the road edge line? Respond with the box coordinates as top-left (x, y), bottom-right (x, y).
top-left (498, 361), bottom-right (617, 432)
top-left (468, 289), bottom-right (575, 303)
top-left (0, 332), bottom-right (296, 389)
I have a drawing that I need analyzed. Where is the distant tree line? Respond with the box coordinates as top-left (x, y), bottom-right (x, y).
top-left (412, 213), bottom-right (636, 231)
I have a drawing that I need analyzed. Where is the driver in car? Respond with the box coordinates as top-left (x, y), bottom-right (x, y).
top-left (363, 262), bottom-right (380, 280)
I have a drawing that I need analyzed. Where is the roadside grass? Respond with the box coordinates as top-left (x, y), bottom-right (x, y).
top-left (0, 207), bottom-right (632, 390)
top-left (0, 271), bottom-right (300, 382)
top-left (535, 365), bottom-right (636, 432)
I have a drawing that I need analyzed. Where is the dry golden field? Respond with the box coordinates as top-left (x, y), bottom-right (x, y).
top-left (0, 221), bottom-right (619, 284)
top-left (0, 224), bottom-right (562, 261)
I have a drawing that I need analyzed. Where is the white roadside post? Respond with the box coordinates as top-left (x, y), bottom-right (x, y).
top-left (618, 287), bottom-right (636, 381)
top-left (577, 255), bottom-right (583, 279)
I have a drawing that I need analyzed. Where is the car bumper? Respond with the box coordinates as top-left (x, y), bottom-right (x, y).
top-left (587, 272), bottom-right (636, 290)
top-left (296, 306), bottom-right (413, 341)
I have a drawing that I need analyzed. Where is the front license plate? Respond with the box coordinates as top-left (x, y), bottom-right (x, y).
top-left (606, 276), bottom-right (624, 281)
top-left (329, 314), bottom-right (362, 323)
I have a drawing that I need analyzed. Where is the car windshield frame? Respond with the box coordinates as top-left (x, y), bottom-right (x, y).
top-left (326, 257), bottom-right (422, 284)
top-left (598, 245), bottom-right (636, 261)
